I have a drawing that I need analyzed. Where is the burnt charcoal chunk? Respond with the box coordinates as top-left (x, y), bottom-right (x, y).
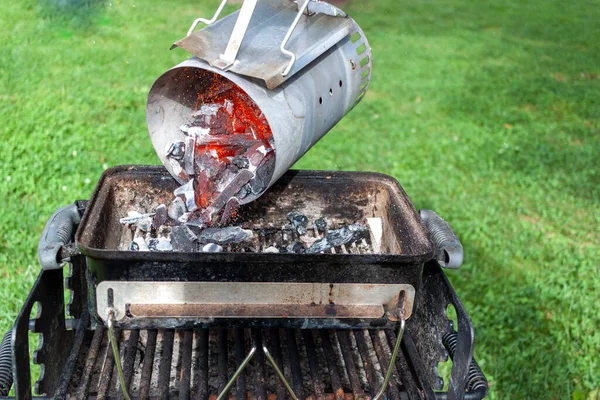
top-left (287, 211), bottom-right (308, 235)
top-left (170, 226), bottom-right (198, 251)
top-left (165, 141), bottom-right (185, 160)
top-left (147, 238), bottom-right (173, 252)
top-left (326, 223), bottom-right (369, 247)
top-left (196, 226), bottom-right (253, 245)
top-left (314, 217), bottom-right (328, 233)
top-left (249, 154), bottom-right (275, 195)
top-left (220, 197), bottom-right (240, 225)
top-left (148, 238), bottom-right (159, 251)
top-left (286, 241), bottom-right (306, 254)
top-left (306, 237), bottom-right (332, 254)
top-left (174, 180), bottom-right (197, 212)
top-left (231, 155), bottom-right (249, 169)
top-left (168, 197), bottom-right (187, 221)
top-left (135, 217), bottom-right (153, 232)
top-left (236, 184), bottom-right (252, 200)
top-left (152, 204), bottom-right (168, 229)
top-left (155, 238), bottom-right (173, 251)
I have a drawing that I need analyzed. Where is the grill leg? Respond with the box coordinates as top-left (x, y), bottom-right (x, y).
top-left (234, 328), bottom-right (247, 400)
top-left (217, 329), bottom-right (229, 394)
top-left (215, 335), bottom-right (299, 400)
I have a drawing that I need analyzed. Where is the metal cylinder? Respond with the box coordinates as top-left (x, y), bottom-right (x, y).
top-left (146, 18), bottom-right (372, 203)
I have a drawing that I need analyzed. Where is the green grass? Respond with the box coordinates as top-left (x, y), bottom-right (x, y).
top-left (1, 0), bottom-right (599, 398)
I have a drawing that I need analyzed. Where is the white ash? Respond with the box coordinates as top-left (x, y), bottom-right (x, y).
top-left (192, 103), bottom-right (221, 117)
top-left (119, 211), bottom-right (155, 225)
top-left (202, 243), bottom-right (223, 253)
top-left (196, 226), bottom-right (253, 245)
top-left (130, 237), bottom-right (149, 252)
top-left (134, 216), bottom-right (153, 232)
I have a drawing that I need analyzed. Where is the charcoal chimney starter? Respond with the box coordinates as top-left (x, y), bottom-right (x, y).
top-left (146, 0), bottom-right (372, 205)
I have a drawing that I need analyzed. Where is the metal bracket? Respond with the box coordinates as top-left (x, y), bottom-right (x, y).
top-left (215, 0), bottom-right (259, 70)
top-left (183, 0), bottom-right (348, 77)
top-left (279, 0), bottom-right (345, 76)
top-left (106, 308), bottom-right (131, 400)
top-left (216, 342), bottom-right (299, 400)
top-left (217, 292), bottom-right (406, 400)
top-left (373, 294), bottom-right (406, 400)
top-left (187, 0), bottom-right (230, 36)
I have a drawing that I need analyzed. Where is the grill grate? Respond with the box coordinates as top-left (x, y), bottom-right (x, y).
top-left (68, 327), bottom-right (412, 399)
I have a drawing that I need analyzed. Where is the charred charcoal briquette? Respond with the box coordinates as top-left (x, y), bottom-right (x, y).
top-left (326, 223), bottom-right (369, 247)
top-left (165, 141), bottom-right (185, 160)
top-left (135, 217), bottom-right (153, 232)
top-left (306, 237), bottom-right (332, 254)
top-left (155, 238), bottom-right (173, 251)
top-left (220, 197), bottom-right (240, 225)
top-left (249, 153), bottom-right (275, 195)
top-left (148, 238), bottom-right (159, 251)
top-left (130, 237), bottom-right (149, 252)
top-left (287, 211), bottom-right (308, 235)
top-left (286, 241), bottom-right (306, 254)
top-left (236, 184), bottom-right (252, 200)
top-left (148, 238), bottom-right (173, 252)
top-left (168, 197), bottom-right (187, 221)
top-left (170, 226), bottom-right (198, 251)
top-left (196, 226), bottom-right (253, 245)
top-left (152, 204), bottom-right (168, 229)
top-left (314, 217), bottom-right (328, 233)
top-left (231, 155), bottom-right (249, 169)
top-left (119, 211), bottom-right (155, 225)
top-left (183, 137), bottom-right (196, 176)
top-left (174, 180), bottom-right (197, 212)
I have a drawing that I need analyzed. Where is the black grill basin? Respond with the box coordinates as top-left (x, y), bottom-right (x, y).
top-left (75, 166), bottom-right (434, 330)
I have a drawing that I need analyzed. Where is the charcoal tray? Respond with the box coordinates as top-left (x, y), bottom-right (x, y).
top-left (76, 166), bottom-right (433, 329)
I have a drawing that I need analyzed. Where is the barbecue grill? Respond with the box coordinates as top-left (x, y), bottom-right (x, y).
top-left (0, 1), bottom-right (488, 398)
top-left (1, 169), bottom-right (488, 400)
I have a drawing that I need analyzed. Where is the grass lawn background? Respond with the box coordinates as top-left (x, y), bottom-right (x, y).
top-left (0, 0), bottom-right (598, 398)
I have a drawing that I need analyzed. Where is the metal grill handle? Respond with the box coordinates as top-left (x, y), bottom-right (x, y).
top-left (38, 204), bottom-right (80, 270)
top-left (420, 209), bottom-right (464, 269)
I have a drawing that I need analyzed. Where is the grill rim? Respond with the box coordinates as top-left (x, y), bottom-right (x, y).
top-left (75, 165), bottom-right (434, 264)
